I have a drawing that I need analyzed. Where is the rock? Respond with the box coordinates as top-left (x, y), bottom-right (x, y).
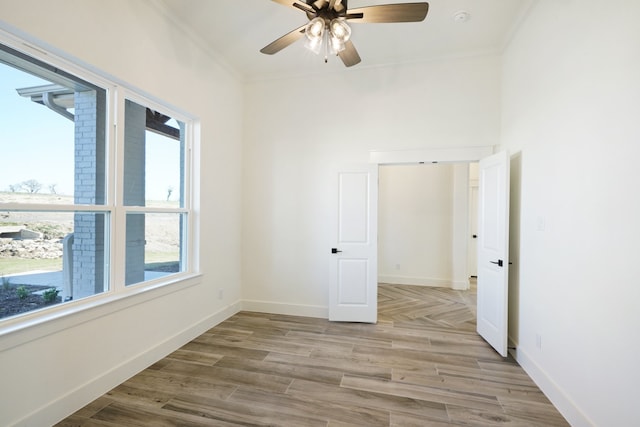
top-left (0, 238), bottom-right (63, 259)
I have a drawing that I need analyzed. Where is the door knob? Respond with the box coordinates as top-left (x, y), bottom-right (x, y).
top-left (331, 248), bottom-right (342, 254)
top-left (490, 259), bottom-right (504, 267)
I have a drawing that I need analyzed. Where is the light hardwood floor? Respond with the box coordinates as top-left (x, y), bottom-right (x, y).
top-left (56, 283), bottom-right (569, 426)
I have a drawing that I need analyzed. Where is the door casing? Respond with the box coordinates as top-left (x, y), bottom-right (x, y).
top-left (330, 146), bottom-right (497, 323)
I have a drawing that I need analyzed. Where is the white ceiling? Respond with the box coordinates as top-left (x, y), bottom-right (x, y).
top-left (158, 0), bottom-right (534, 81)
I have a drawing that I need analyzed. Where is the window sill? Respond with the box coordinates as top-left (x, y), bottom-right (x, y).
top-left (0, 272), bottom-right (203, 352)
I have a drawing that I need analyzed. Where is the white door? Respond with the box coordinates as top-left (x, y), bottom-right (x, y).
top-left (477, 151), bottom-right (510, 357)
top-left (329, 165), bottom-right (378, 323)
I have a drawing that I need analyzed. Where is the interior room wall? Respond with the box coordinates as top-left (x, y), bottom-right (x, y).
top-left (378, 163), bottom-right (469, 289)
top-left (500, 0), bottom-right (640, 425)
top-left (0, 1), bottom-right (243, 425)
top-left (242, 54), bottom-right (500, 316)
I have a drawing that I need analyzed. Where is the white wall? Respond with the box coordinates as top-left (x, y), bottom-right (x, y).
top-left (379, 164), bottom-right (454, 286)
top-left (501, 0), bottom-right (640, 425)
top-left (378, 164), bottom-right (469, 289)
top-left (242, 55), bottom-right (500, 316)
top-left (0, 1), bottom-right (243, 425)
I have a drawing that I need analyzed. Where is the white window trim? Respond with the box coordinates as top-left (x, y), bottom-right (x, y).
top-left (0, 27), bottom-right (201, 344)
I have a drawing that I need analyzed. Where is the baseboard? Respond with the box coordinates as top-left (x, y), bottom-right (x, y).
top-left (378, 275), bottom-right (462, 289)
top-left (242, 299), bottom-right (327, 319)
top-left (510, 343), bottom-right (595, 427)
top-left (16, 300), bottom-right (242, 427)
top-left (451, 279), bottom-right (470, 290)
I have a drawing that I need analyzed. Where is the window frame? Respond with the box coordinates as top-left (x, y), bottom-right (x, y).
top-left (0, 29), bottom-right (200, 340)
top-left (114, 90), bottom-right (195, 290)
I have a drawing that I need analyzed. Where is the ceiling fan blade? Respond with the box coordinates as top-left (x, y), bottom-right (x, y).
top-left (260, 25), bottom-right (307, 55)
top-left (338, 40), bottom-right (361, 67)
top-left (347, 2), bottom-right (429, 23)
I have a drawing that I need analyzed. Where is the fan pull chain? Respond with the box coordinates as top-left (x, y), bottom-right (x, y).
top-left (324, 30), bottom-right (329, 63)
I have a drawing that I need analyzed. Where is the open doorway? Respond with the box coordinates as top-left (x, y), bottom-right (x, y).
top-left (377, 162), bottom-right (478, 291)
top-left (329, 147), bottom-right (493, 323)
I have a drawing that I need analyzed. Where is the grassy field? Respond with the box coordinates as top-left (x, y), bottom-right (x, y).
top-left (0, 191), bottom-right (73, 205)
top-left (0, 258), bottom-right (62, 276)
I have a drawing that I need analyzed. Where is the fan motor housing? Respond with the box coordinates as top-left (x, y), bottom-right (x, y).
top-left (306, 0), bottom-right (348, 22)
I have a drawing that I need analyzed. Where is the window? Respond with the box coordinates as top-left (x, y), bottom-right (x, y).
top-left (123, 99), bottom-right (188, 286)
top-left (0, 41), bottom-right (195, 323)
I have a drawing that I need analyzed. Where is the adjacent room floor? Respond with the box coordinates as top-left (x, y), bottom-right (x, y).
top-left (57, 282), bottom-right (569, 426)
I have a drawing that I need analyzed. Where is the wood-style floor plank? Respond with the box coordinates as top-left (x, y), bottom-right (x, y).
top-left (286, 378), bottom-right (450, 422)
top-left (56, 283), bottom-right (569, 426)
top-left (228, 387), bottom-right (391, 426)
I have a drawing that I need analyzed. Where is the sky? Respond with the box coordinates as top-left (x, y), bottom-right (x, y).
top-left (0, 62), bottom-right (181, 201)
top-left (0, 64), bottom-right (74, 195)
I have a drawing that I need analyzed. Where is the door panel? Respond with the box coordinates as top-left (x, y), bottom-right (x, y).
top-left (337, 259), bottom-right (369, 304)
top-left (338, 173), bottom-right (370, 243)
top-left (477, 151), bottom-right (510, 356)
top-left (329, 165), bottom-right (377, 323)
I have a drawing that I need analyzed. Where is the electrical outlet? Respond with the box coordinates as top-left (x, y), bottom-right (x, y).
top-left (536, 334), bottom-right (542, 350)
top-left (218, 289), bottom-right (224, 300)
top-left (395, 264), bottom-right (400, 270)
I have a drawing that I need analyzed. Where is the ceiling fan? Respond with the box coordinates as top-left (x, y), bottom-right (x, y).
top-left (261, 0), bottom-right (429, 67)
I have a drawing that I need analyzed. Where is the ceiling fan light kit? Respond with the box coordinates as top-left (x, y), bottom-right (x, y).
top-left (261, 0), bottom-right (430, 67)
top-left (305, 16), bottom-right (352, 60)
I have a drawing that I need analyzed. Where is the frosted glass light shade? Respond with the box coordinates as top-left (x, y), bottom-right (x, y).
top-left (305, 17), bottom-right (325, 40)
top-left (329, 18), bottom-right (351, 43)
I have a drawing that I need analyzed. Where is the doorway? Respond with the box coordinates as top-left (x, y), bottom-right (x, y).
top-left (330, 147), bottom-right (509, 355)
top-left (329, 147), bottom-right (493, 323)
top-left (377, 162), bottom-right (477, 291)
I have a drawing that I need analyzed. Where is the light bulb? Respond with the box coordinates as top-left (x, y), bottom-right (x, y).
top-left (329, 18), bottom-right (351, 43)
top-left (330, 36), bottom-right (346, 53)
top-left (305, 36), bottom-right (323, 54)
top-left (305, 17), bottom-right (325, 40)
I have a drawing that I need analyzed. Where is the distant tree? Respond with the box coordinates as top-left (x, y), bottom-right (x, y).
top-left (8, 184), bottom-right (19, 192)
top-left (166, 186), bottom-right (174, 201)
top-left (22, 179), bottom-right (42, 194)
top-left (49, 184), bottom-right (58, 195)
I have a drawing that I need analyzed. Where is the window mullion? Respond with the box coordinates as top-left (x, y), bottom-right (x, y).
top-left (111, 89), bottom-right (127, 292)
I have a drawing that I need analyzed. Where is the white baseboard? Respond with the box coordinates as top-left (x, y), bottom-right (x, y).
top-left (379, 275), bottom-right (469, 290)
top-left (451, 279), bottom-right (470, 290)
top-left (242, 300), bottom-right (327, 319)
top-left (18, 300), bottom-right (242, 427)
top-left (509, 342), bottom-right (594, 427)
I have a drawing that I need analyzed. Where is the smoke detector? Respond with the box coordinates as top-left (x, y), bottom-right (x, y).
top-left (453, 10), bottom-right (470, 23)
